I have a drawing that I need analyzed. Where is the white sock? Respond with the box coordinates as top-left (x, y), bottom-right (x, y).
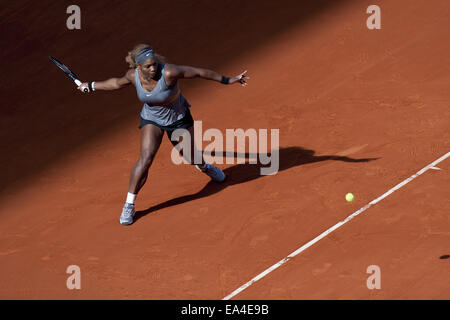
top-left (196, 163), bottom-right (209, 172)
top-left (126, 192), bottom-right (136, 205)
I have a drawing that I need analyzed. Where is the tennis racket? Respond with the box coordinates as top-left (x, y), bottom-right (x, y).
top-left (48, 56), bottom-right (88, 92)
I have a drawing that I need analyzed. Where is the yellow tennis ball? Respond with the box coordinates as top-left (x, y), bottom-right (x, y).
top-left (345, 193), bottom-right (354, 202)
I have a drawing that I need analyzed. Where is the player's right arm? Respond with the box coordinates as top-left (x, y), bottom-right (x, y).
top-left (77, 69), bottom-right (135, 92)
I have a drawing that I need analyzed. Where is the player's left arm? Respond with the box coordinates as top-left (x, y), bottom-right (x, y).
top-left (164, 64), bottom-right (250, 86)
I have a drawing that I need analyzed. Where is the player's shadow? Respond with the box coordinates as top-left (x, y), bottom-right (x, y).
top-left (134, 146), bottom-right (378, 222)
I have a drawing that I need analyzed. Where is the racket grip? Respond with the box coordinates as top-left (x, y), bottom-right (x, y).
top-left (74, 79), bottom-right (88, 93)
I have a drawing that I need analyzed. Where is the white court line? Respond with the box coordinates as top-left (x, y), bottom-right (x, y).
top-left (223, 151), bottom-right (450, 300)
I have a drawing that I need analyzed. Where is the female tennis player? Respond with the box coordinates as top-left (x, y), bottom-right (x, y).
top-left (77, 44), bottom-right (250, 225)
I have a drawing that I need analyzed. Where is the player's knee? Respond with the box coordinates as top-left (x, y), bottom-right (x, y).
top-left (140, 151), bottom-right (155, 168)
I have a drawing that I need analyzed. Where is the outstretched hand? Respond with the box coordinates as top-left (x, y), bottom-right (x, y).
top-left (77, 82), bottom-right (90, 93)
top-left (229, 70), bottom-right (250, 86)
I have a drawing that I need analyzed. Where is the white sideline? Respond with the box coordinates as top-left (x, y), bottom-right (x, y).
top-left (223, 151), bottom-right (450, 300)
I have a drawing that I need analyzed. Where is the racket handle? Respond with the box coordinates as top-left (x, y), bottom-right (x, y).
top-left (74, 79), bottom-right (88, 93)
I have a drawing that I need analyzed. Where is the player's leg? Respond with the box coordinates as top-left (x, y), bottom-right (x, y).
top-left (129, 123), bottom-right (164, 194)
top-left (120, 123), bottom-right (164, 225)
top-left (167, 125), bottom-right (204, 167)
top-left (167, 125), bottom-right (225, 182)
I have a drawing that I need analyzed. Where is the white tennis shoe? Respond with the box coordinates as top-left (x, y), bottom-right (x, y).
top-left (119, 203), bottom-right (135, 225)
top-left (196, 163), bottom-right (226, 182)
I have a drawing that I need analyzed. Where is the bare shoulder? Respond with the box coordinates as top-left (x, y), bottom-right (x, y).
top-left (163, 63), bottom-right (180, 86)
top-left (125, 68), bottom-right (135, 80)
top-left (163, 63), bottom-right (179, 77)
top-left (124, 68), bottom-right (136, 85)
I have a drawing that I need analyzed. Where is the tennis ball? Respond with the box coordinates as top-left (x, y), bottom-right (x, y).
top-left (345, 193), bottom-right (354, 202)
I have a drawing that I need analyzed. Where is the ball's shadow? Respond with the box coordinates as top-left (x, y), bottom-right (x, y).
top-left (134, 146), bottom-right (378, 222)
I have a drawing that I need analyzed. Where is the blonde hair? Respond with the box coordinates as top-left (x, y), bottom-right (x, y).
top-left (125, 44), bottom-right (167, 68)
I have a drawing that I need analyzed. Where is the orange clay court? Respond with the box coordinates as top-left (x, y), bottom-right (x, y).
top-left (0, 0), bottom-right (449, 299)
